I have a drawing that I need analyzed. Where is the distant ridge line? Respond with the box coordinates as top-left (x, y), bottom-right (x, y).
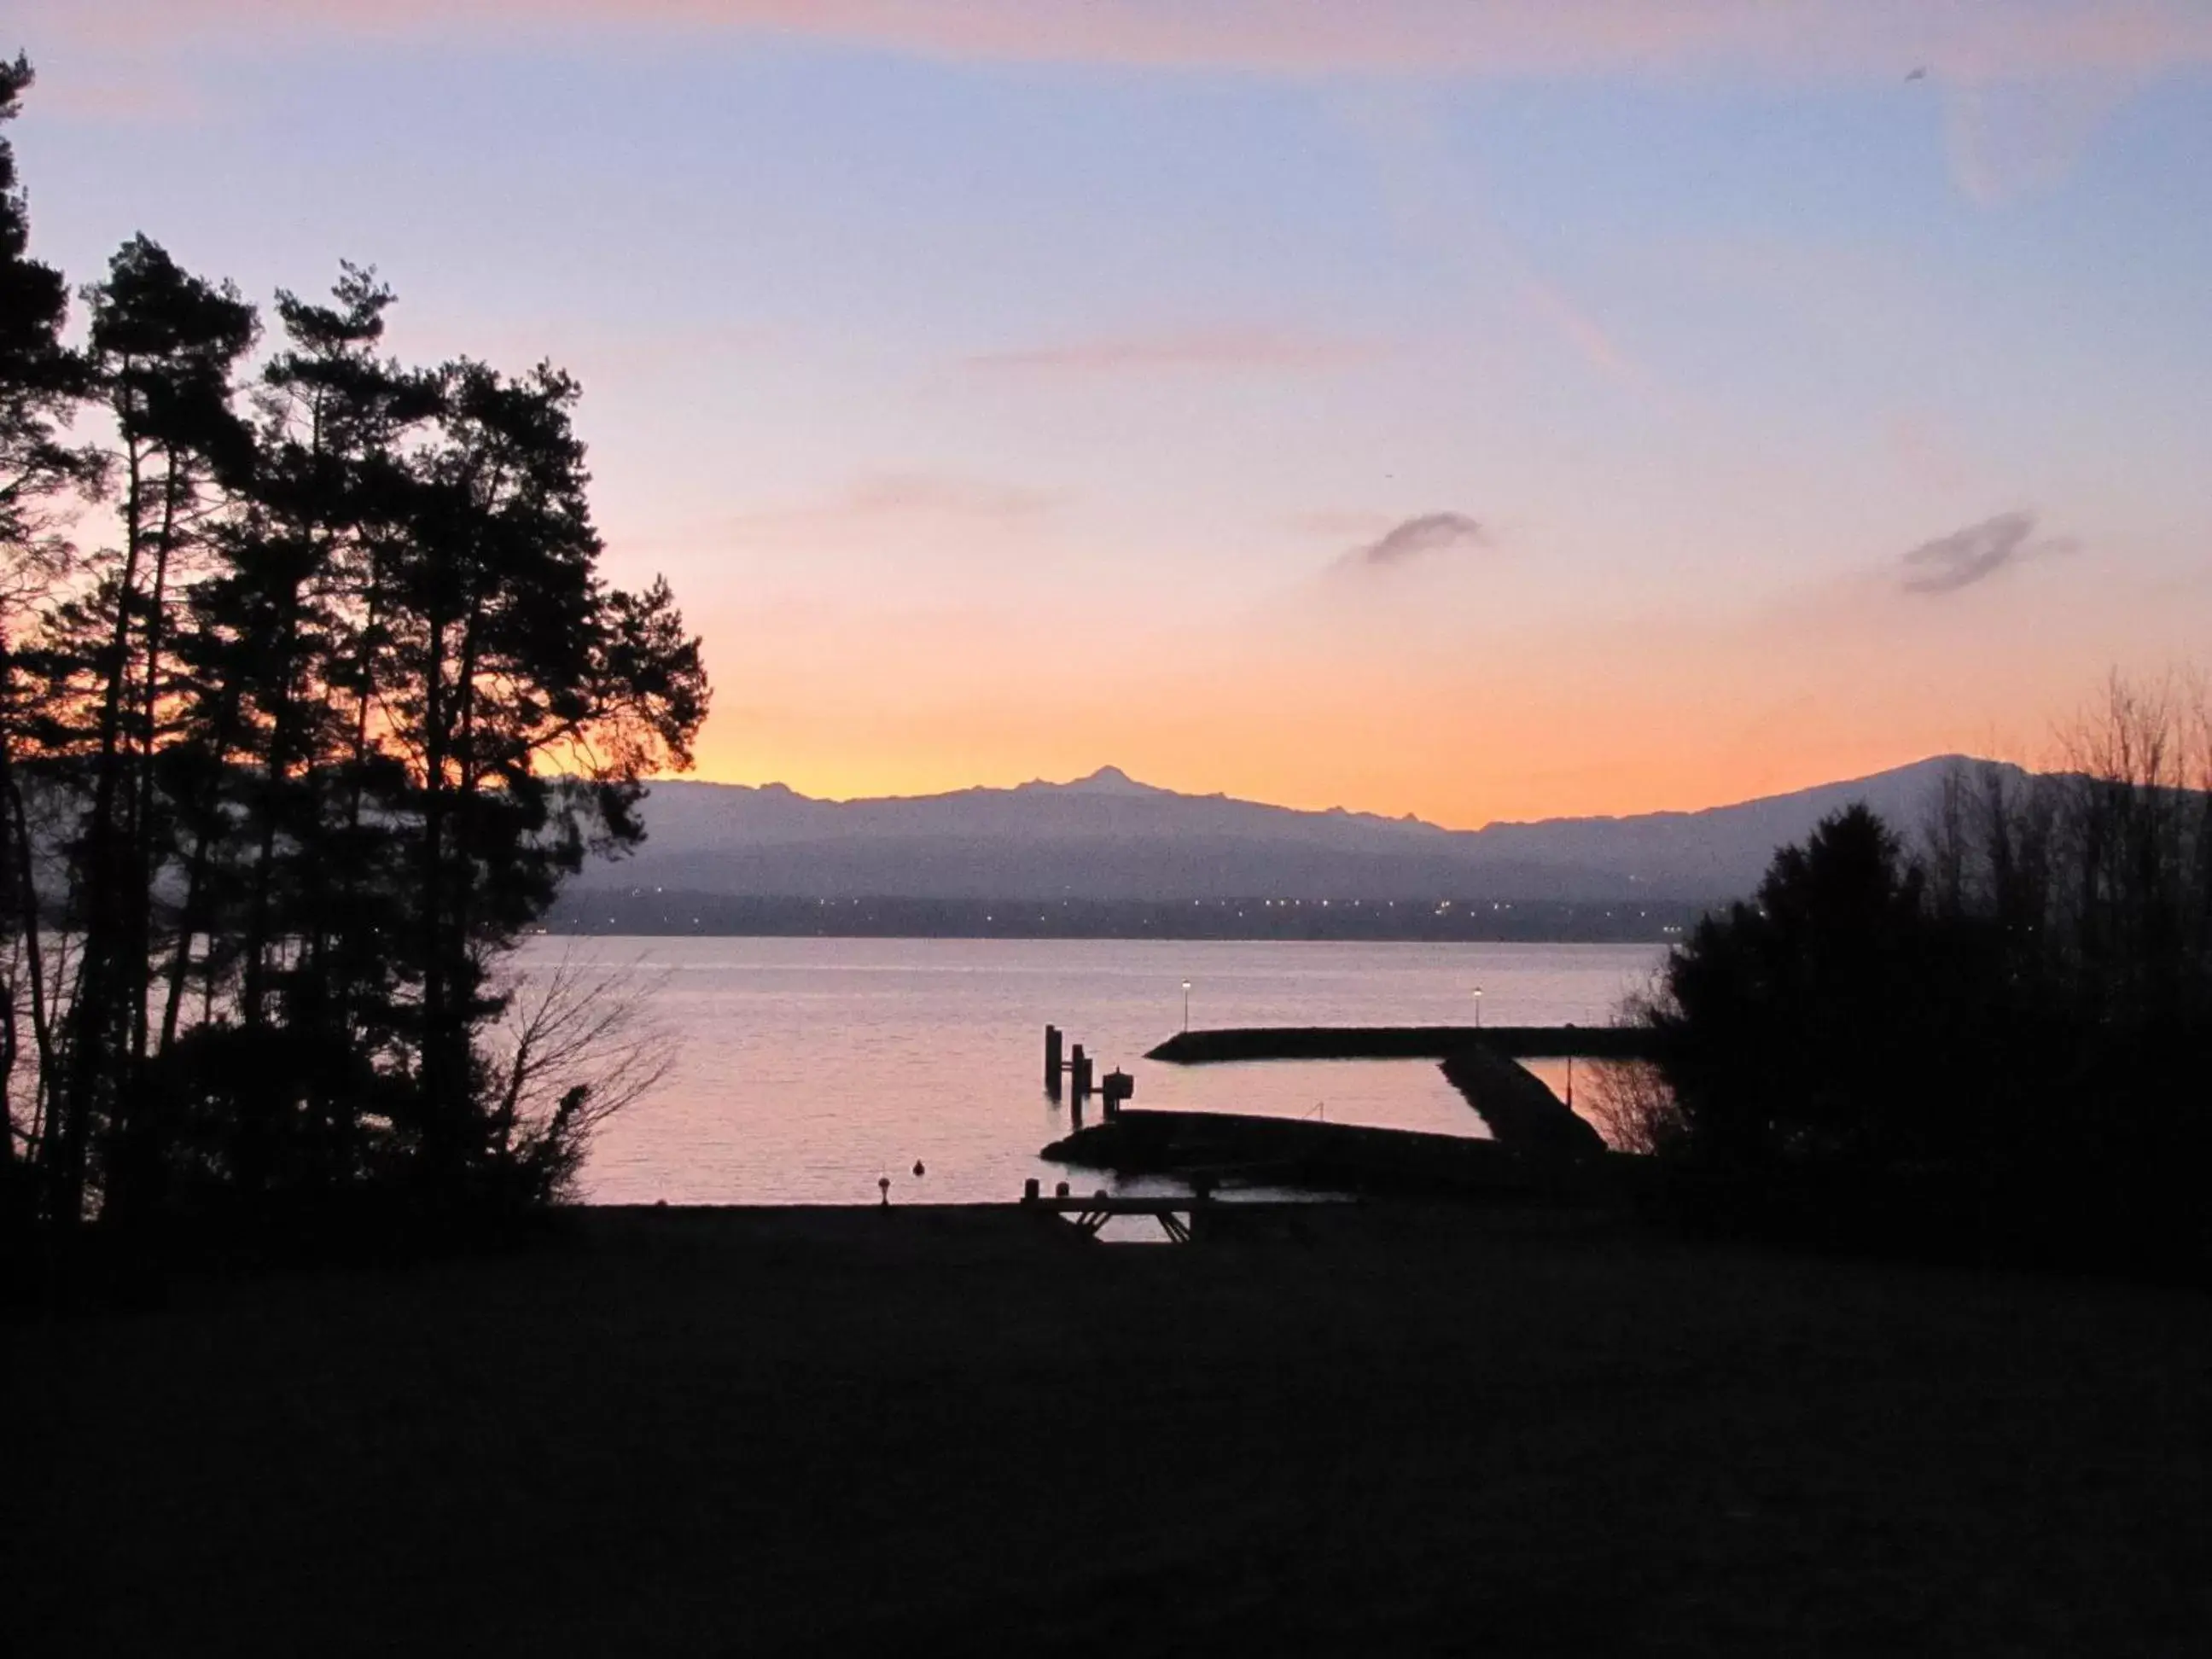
top-left (558, 754), bottom-right (2023, 911)
top-left (665, 752), bottom-right (1992, 832)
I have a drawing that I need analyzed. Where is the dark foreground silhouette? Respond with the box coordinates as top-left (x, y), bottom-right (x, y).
top-left (1636, 776), bottom-right (2212, 1281)
top-left (0, 55), bottom-right (709, 1237)
top-left (8, 1204), bottom-right (2208, 1657)
top-left (1044, 1108), bottom-right (1581, 1197)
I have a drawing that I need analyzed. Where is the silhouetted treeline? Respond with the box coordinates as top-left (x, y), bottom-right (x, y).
top-left (1636, 679), bottom-right (2212, 1277)
top-left (0, 58), bottom-right (708, 1238)
top-left (546, 890), bottom-right (1708, 942)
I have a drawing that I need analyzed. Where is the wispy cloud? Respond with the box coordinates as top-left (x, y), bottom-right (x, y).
top-left (46, 3), bottom-right (2212, 82)
top-left (1901, 510), bottom-right (2075, 595)
top-left (1289, 508), bottom-right (1399, 540)
top-left (32, 70), bottom-right (209, 125)
top-left (1884, 411), bottom-right (1974, 493)
top-left (966, 327), bottom-right (1382, 376)
top-left (726, 470), bottom-right (1065, 534)
top-left (1521, 280), bottom-right (1639, 386)
top-left (404, 317), bottom-right (762, 383)
top-left (1336, 511), bottom-right (1489, 573)
top-left (1943, 76), bottom-right (2132, 205)
top-left (838, 473), bottom-right (1062, 521)
top-left (47, 3), bottom-right (2211, 210)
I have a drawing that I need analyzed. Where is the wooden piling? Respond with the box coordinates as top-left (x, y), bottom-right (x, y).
top-left (1044, 1024), bottom-right (1062, 1093)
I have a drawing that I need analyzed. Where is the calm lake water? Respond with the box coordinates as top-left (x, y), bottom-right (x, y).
top-left (527, 935), bottom-right (1667, 1206)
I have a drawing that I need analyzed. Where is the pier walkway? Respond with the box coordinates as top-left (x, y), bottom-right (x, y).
top-left (1144, 1024), bottom-right (1658, 1063)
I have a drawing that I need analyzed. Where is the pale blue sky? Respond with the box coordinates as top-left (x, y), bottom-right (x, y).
top-left (17, 3), bottom-right (2212, 821)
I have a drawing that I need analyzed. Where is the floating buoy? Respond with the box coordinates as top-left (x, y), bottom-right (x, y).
top-left (912, 1159), bottom-right (926, 1179)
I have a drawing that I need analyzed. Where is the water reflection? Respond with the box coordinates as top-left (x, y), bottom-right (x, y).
top-left (538, 935), bottom-right (1665, 1205)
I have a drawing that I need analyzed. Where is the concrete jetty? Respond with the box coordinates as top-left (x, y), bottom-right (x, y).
top-left (1041, 1109), bottom-right (1610, 1200)
top-left (1439, 1045), bottom-right (1608, 1163)
top-left (1144, 1025), bottom-right (1657, 1063)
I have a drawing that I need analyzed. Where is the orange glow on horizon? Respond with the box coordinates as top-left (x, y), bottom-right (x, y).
top-left (675, 721), bottom-right (2026, 830)
top-left (664, 554), bottom-right (2116, 829)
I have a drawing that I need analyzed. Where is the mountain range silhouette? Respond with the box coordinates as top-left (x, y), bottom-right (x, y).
top-left (573, 756), bottom-right (2020, 904)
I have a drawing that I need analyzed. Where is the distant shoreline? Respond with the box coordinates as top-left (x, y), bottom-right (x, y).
top-left (541, 892), bottom-right (1706, 944)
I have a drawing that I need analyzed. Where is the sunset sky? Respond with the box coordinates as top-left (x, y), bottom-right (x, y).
top-left (18, 2), bottom-right (2212, 826)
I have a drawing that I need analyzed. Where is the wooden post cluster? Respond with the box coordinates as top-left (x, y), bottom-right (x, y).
top-left (1045, 1023), bottom-right (1132, 1129)
top-left (1069, 1044), bottom-right (1089, 1132)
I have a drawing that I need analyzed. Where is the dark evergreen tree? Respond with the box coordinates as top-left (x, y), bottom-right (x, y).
top-left (1652, 806), bottom-right (1941, 1172)
top-left (148, 265), bottom-right (425, 1205)
top-left (0, 56), bottom-right (84, 566)
top-left (36, 238), bottom-right (259, 1219)
top-left (0, 56), bottom-right (94, 1225)
top-left (384, 359), bottom-right (706, 1198)
top-left (1645, 744), bottom-right (2212, 1274)
top-left (0, 51), bottom-right (706, 1235)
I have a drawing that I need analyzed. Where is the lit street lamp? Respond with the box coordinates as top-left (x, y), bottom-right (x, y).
top-left (1181, 979), bottom-right (1192, 1031)
top-left (1471, 987), bottom-right (1483, 1029)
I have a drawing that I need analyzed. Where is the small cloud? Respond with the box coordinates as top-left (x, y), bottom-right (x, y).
top-left (1900, 510), bottom-right (2075, 595)
top-left (967, 327), bottom-right (1382, 375)
top-left (1338, 511), bottom-right (1489, 572)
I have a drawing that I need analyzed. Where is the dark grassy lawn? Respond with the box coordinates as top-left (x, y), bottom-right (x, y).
top-left (8, 1204), bottom-right (2209, 1656)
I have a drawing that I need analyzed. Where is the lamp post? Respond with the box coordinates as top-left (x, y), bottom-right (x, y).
top-left (1181, 980), bottom-right (1192, 1032)
top-left (1471, 987), bottom-right (1483, 1029)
